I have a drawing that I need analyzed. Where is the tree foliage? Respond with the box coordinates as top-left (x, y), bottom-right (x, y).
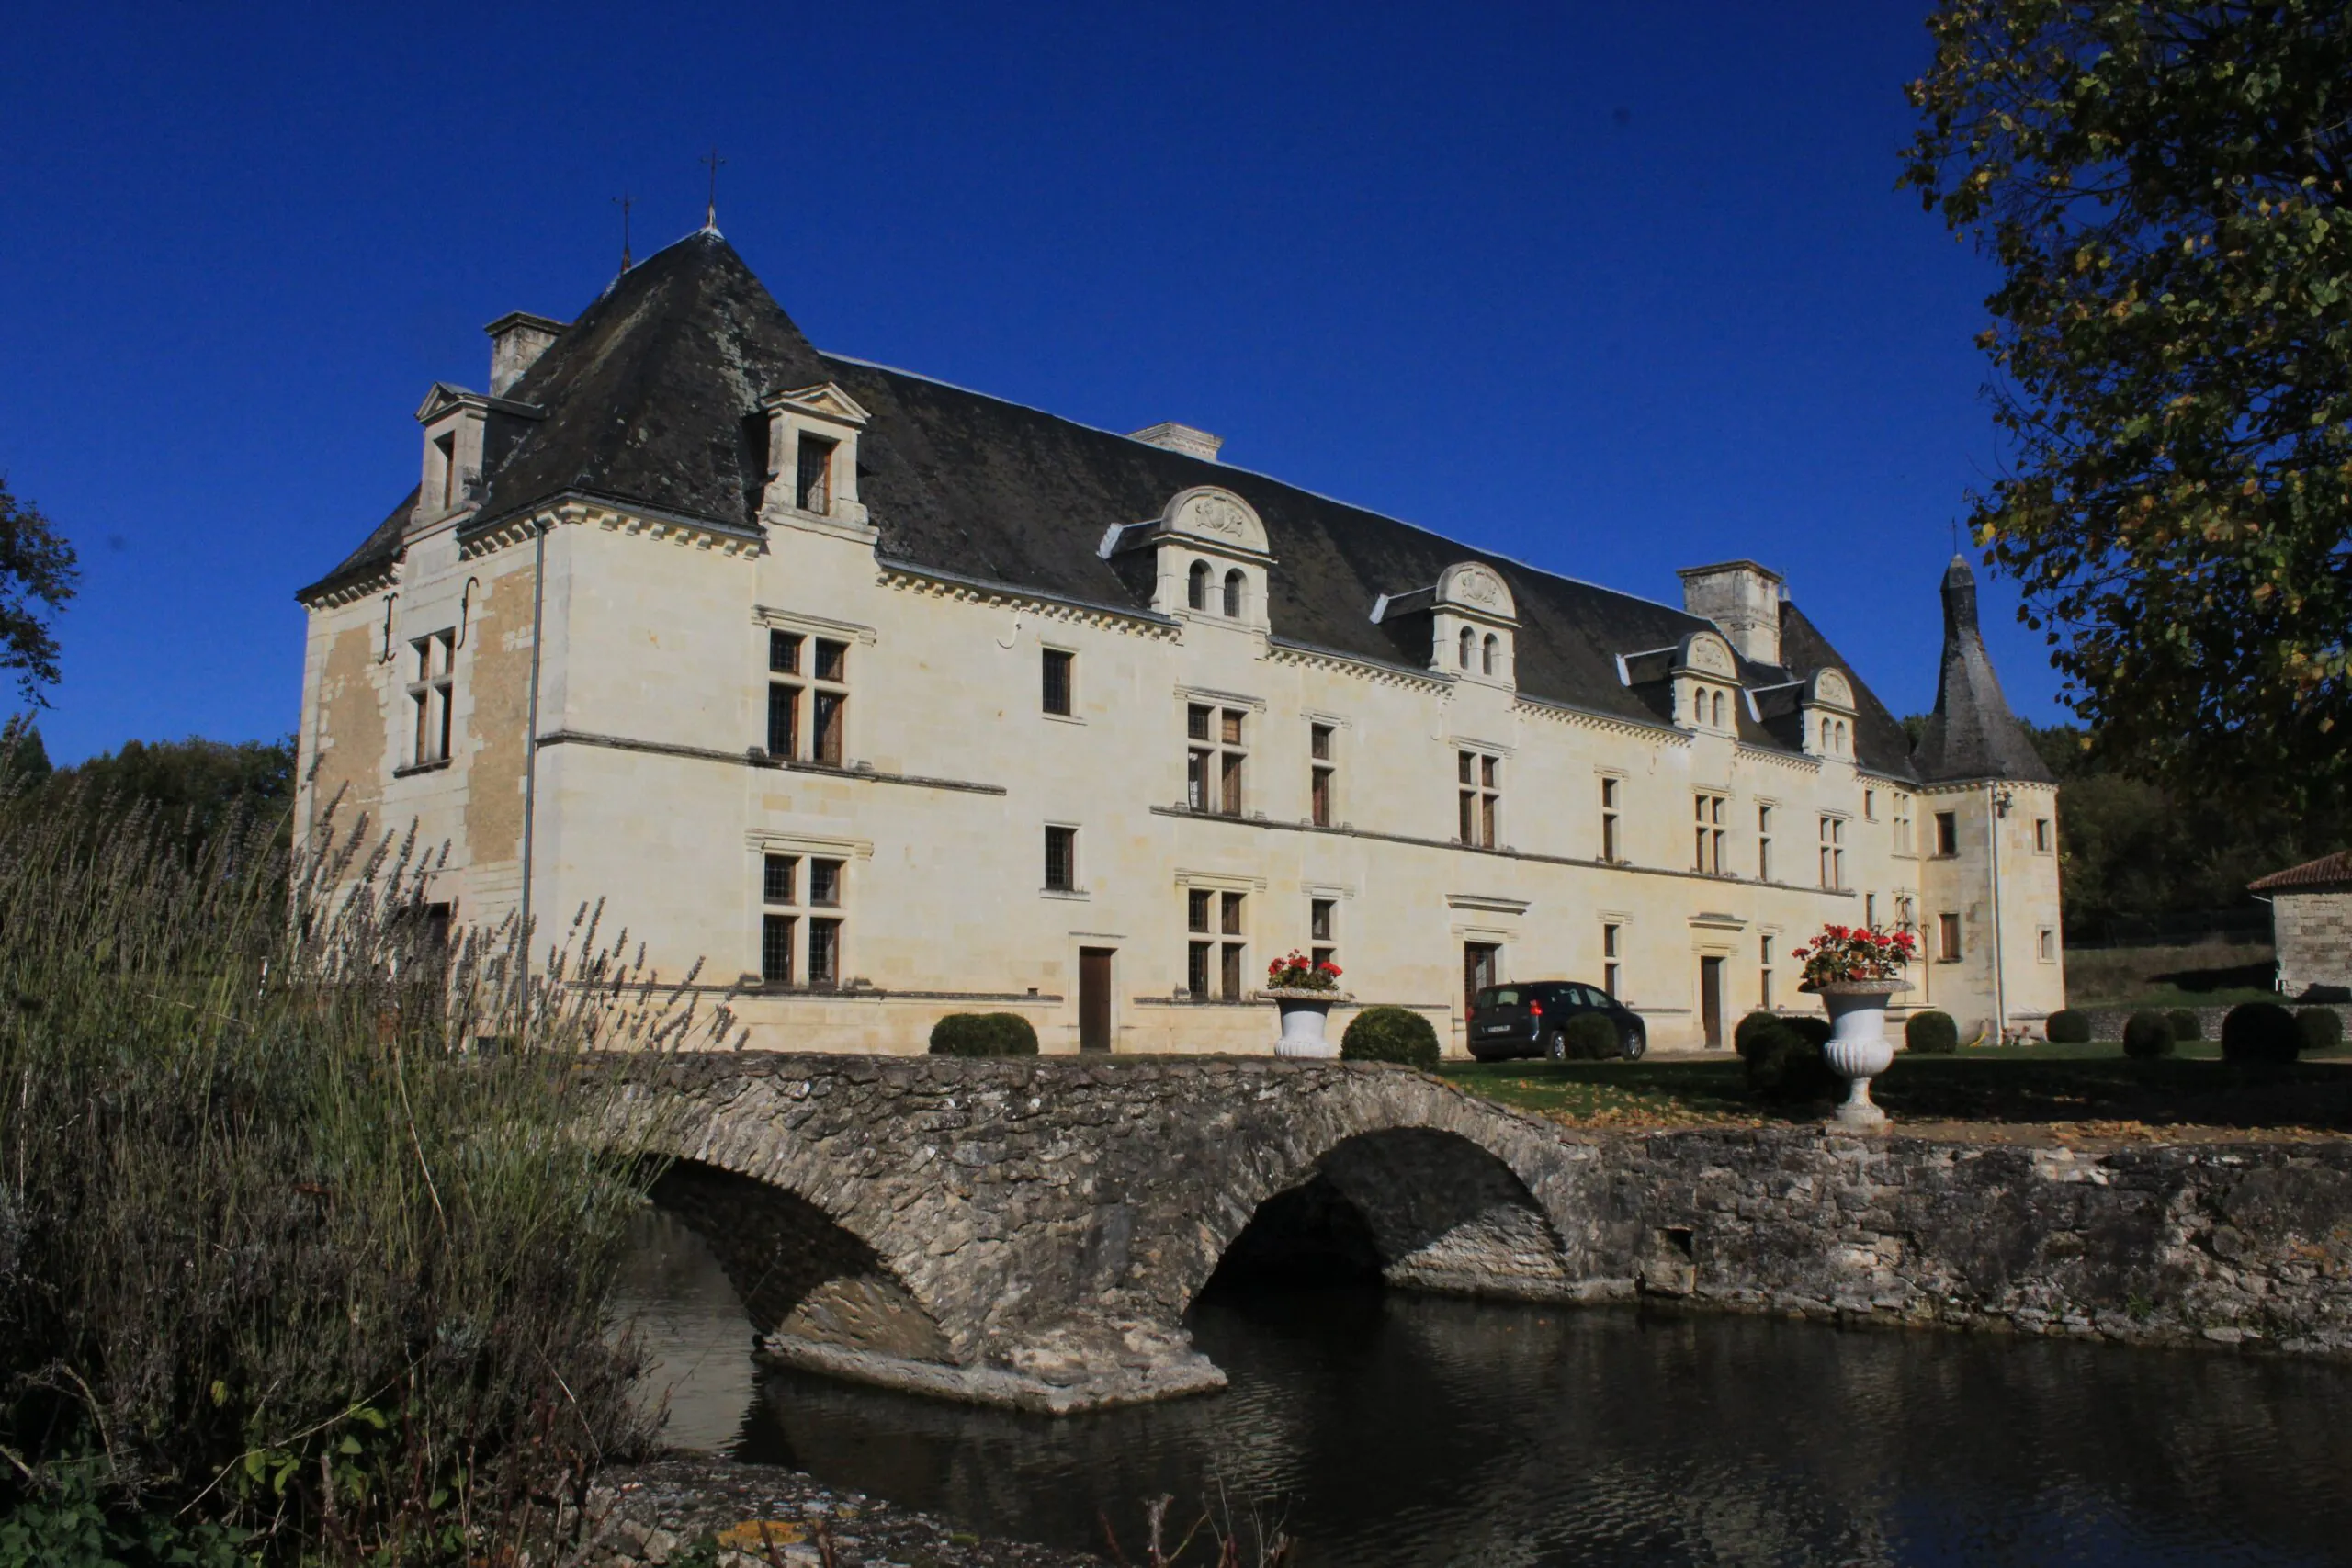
top-left (0, 478), bottom-right (78, 705)
top-left (1904, 2), bottom-right (2352, 805)
top-left (40, 734), bottom-right (295, 848)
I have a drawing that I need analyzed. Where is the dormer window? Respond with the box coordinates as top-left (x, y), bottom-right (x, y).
top-left (796, 434), bottom-right (837, 513)
top-left (1189, 561), bottom-right (1212, 610)
top-left (760, 383), bottom-right (872, 531)
top-left (1459, 626), bottom-right (1476, 669)
top-left (1483, 634), bottom-right (1499, 676)
top-left (1713, 691), bottom-right (1727, 728)
top-left (1102, 487), bottom-right (1274, 626)
top-left (1223, 569), bottom-right (1244, 618)
top-left (1800, 669), bottom-right (1858, 761)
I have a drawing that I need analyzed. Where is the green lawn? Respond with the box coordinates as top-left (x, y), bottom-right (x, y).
top-left (1442, 1043), bottom-right (2352, 1134)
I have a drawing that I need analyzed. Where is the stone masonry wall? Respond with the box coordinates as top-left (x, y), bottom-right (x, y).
top-left (2276, 889), bottom-right (2352, 998)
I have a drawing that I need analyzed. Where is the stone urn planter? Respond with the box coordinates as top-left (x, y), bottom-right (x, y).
top-left (1804, 979), bottom-right (1910, 1129)
top-left (1260, 988), bottom-right (1354, 1058)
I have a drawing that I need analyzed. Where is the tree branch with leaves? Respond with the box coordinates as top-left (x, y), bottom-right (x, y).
top-left (0, 476), bottom-right (78, 705)
top-left (1904, 0), bottom-right (2352, 807)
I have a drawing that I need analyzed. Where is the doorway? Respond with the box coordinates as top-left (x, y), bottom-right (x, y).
top-left (1079, 948), bottom-right (1114, 1052)
top-left (1464, 942), bottom-right (1500, 1019)
top-left (1699, 956), bottom-right (1724, 1048)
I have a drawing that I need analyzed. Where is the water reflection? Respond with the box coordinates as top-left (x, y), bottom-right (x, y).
top-left (623, 1211), bottom-right (2352, 1566)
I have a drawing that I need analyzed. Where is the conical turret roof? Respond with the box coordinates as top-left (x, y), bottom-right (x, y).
top-left (1911, 556), bottom-right (2052, 784)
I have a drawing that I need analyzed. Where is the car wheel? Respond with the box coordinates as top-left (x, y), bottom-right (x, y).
top-left (1544, 1030), bottom-right (1568, 1062)
top-left (1619, 1027), bottom-right (1646, 1061)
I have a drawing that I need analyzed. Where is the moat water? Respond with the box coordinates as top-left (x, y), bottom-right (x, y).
top-left (620, 1209), bottom-right (2352, 1566)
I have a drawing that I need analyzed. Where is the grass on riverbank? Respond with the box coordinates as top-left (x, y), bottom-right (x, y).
top-left (0, 795), bottom-right (735, 1564)
top-left (1443, 1040), bottom-right (2352, 1134)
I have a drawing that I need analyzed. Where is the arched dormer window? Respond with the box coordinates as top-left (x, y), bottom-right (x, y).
top-left (1223, 569), bottom-right (1244, 618)
top-left (1820, 717), bottom-right (1833, 751)
top-left (1189, 560), bottom-right (1211, 612)
top-left (1482, 634), bottom-right (1498, 675)
top-left (1836, 719), bottom-right (1849, 751)
top-left (1459, 627), bottom-right (1476, 669)
top-left (1711, 691), bottom-right (1725, 728)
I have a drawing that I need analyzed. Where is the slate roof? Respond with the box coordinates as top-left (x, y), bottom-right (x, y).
top-left (301, 229), bottom-right (1936, 779)
top-left (2249, 851), bottom-right (2352, 893)
top-left (1910, 557), bottom-right (2053, 784)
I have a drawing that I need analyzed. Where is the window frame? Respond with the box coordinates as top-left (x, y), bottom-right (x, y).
top-left (407, 630), bottom-right (457, 766)
top-left (1458, 749), bottom-right (1501, 849)
top-left (1041, 646), bottom-right (1075, 717)
top-left (1043, 824), bottom-right (1079, 892)
top-left (1692, 791), bottom-right (1727, 875)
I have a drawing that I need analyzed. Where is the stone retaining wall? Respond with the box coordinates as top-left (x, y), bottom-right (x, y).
top-left (2083, 1002), bottom-right (2352, 1042)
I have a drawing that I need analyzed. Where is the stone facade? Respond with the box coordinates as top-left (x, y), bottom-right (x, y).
top-left (616, 1055), bottom-right (2352, 1413)
top-left (2274, 889), bottom-right (2352, 998)
top-left (296, 231), bottom-right (2062, 1055)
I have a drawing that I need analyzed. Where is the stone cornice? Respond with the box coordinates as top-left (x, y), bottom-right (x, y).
top-left (1513, 693), bottom-right (1687, 743)
top-left (1265, 637), bottom-right (1450, 694)
top-left (876, 557), bottom-right (1181, 638)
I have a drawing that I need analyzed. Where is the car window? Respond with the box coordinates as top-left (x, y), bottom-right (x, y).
top-left (1475, 987), bottom-right (1521, 1009)
top-left (1574, 986), bottom-right (1606, 1007)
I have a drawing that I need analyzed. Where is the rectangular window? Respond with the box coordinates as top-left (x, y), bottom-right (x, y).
top-left (1757, 804), bottom-right (1773, 882)
top-left (1220, 942), bottom-right (1244, 1002)
top-left (1044, 826), bottom-right (1077, 891)
top-left (812, 692), bottom-right (845, 765)
top-left (1602, 921), bottom-right (1622, 999)
top-left (1937, 911), bottom-right (1962, 963)
top-left (1600, 776), bottom-right (1620, 863)
top-left (765, 630), bottom-right (804, 759)
top-left (1310, 898), bottom-right (1334, 942)
top-left (763, 853), bottom-right (798, 906)
top-left (2038, 928), bottom-right (2056, 963)
top-left (1865, 892), bottom-right (1878, 928)
top-left (1309, 723), bottom-right (1334, 828)
top-left (761, 914), bottom-right (796, 986)
top-left (808, 918), bottom-right (841, 987)
top-left (814, 638), bottom-right (847, 682)
top-left (1188, 888), bottom-right (1212, 933)
top-left (765, 630), bottom-right (844, 764)
top-left (2035, 817), bottom-right (2053, 853)
top-left (1217, 891), bottom-right (1246, 1001)
top-left (1894, 794), bottom-right (1914, 852)
top-left (1042, 649), bottom-right (1074, 716)
top-left (1221, 891), bottom-right (1244, 936)
top-left (1459, 750), bottom-right (1500, 849)
top-left (1759, 934), bottom-right (1774, 1010)
top-left (1185, 704), bottom-right (1248, 816)
top-left (1692, 792), bottom-right (1726, 874)
top-left (407, 631), bottom-right (457, 764)
top-left (809, 858), bottom-right (842, 908)
top-left (795, 434), bottom-right (836, 513)
top-left (1818, 816), bottom-right (1846, 890)
top-left (1934, 811), bottom-right (1958, 857)
top-left (769, 630), bottom-right (803, 674)
top-left (1864, 789), bottom-right (1877, 822)
top-left (1187, 941), bottom-right (1212, 999)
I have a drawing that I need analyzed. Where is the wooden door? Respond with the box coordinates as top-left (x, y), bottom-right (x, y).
top-left (1700, 956), bottom-right (1724, 1048)
top-left (1079, 948), bottom-right (1114, 1052)
top-left (1464, 942), bottom-right (1500, 1018)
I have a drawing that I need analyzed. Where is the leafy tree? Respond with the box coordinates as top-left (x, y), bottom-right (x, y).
top-left (37, 736), bottom-right (295, 850)
top-left (1903, 2), bottom-right (2352, 807)
top-left (0, 477), bottom-right (79, 704)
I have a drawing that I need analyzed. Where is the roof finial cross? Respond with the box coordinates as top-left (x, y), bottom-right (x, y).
top-left (613, 191), bottom-right (634, 274)
top-left (701, 148), bottom-right (726, 232)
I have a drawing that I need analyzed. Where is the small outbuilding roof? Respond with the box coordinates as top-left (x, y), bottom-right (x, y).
top-left (2249, 851), bottom-right (2352, 893)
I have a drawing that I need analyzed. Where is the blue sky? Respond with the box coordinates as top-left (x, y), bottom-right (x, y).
top-left (0, 1), bottom-right (2059, 763)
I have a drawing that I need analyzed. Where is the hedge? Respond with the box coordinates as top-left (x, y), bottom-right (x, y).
top-left (927, 1011), bottom-right (1040, 1056)
top-left (2166, 1007), bottom-right (2204, 1043)
top-left (1341, 1006), bottom-right (1441, 1069)
top-left (1743, 1016), bottom-right (1838, 1103)
top-left (1904, 1010), bottom-right (1959, 1054)
top-left (2045, 1009), bottom-right (2092, 1043)
top-left (2221, 1002), bottom-right (2301, 1065)
top-left (1559, 1011), bottom-right (1621, 1060)
top-left (1734, 1010), bottom-right (1781, 1056)
top-left (2121, 1011), bottom-right (2175, 1060)
top-left (2297, 1006), bottom-right (2344, 1055)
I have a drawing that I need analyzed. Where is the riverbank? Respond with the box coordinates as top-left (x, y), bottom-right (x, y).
top-left (574, 1453), bottom-right (1101, 1568)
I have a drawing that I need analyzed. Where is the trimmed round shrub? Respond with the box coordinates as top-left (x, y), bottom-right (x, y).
top-left (927, 1011), bottom-right (1040, 1057)
top-left (2045, 1009), bottom-right (2092, 1044)
top-left (2221, 1001), bottom-right (2301, 1065)
top-left (1743, 1018), bottom-right (1840, 1103)
top-left (2121, 1011), bottom-right (2176, 1060)
top-left (1904, 1010), bottom-right (1959, 1055)
top-left (2296, 1006), bottom-right (2344, 1055)
top-left (2166, 1008), bottom-right (2204, 1043)
top-left (1559, 1011), bottom-right (1621, 1061)
top-left (1341, 1005), bottom-right (1441, 1069)
top-left (1733, 1010), bottom-right (1781, 1057)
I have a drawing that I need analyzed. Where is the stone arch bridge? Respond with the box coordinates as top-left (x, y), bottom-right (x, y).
top-left (609, 1054), bottom-right (2352, 1413)
top-left (611, 1054), bottom-right (1645, 1412)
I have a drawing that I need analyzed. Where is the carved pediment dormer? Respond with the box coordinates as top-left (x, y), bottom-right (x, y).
top-left (412, 382), bottom-right (543, 532)
top-left (1097, 485), bottom-right (1273, 626)
top-left (1368, 562), bottom-right (1519, 683)
top-left (1801, 666), bottom-right (1856, 761)
top-left (1617, 628), bottom-right (1742, 734)
top-left (759, 382), bottom-right (873, 535)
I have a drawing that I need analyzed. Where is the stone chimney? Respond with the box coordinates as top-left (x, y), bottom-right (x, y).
top-left (483, 311), bottom-right (567, 397)
top-left (1677, 559), bottom-right (1784, 667)
top-left (1128, 422), bottom-right (1224, 463)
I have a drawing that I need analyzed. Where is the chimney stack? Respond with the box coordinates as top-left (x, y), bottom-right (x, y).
top-left (1128, 422), bottom-right (1224, 463)
top-left (483, 311), bottom-right (567, 398)
top-left (1677, 559), bottom-right (1784, 667)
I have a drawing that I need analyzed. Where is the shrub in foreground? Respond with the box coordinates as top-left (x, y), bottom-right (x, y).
top-left (1733, 1010), bottom-right (1781, 1055)
top-left (1341, 1006), bottom-right (1442, 1069)
top-left (2121, 1011), bottom-right (2176, 1060)
top-left (1559, 1011), bottom-right (1621, 1060)
top-left (1904, 1010), bottom-right (1959, 1055)
top-left (2297, 1006), bottom-right (2344, 1055)
top-left (927, 1011), bottom-right (1041, 1056)
top-left (2045, 1009), bottom-right (2092, 1043)
top-left (1743, 1016), bottom-right (1839, 1103)
top-left (2222, 1001), bottom-right (2302, 1065)
top-left (0, 798), bottom-right (728, 1563)
top-left (2166, 1008), bottom-right (2204, 1043)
